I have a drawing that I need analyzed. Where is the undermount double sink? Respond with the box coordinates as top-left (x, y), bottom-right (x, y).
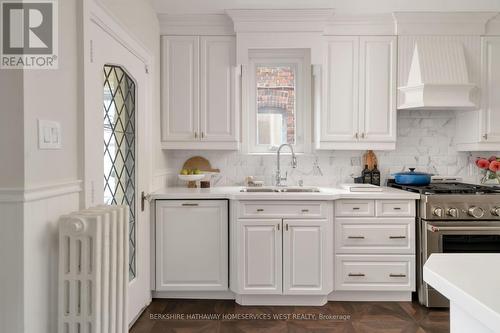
top-left (240, 186), bottom-right (321, 193)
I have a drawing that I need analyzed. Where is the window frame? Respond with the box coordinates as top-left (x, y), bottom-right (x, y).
top-left (244, 49), bottom-right (311, 154)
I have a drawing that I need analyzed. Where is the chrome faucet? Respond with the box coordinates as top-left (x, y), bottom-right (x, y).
top-left (276, 143), bottom-right (297, 187)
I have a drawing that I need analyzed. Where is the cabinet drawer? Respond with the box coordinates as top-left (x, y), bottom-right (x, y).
top-left (335, 200), bottom-right (375, 217)
top-left (376, 200), bottom-right (415, 217)
top-left (335, 255), bottom-right (415, 291)
top-left (238, 201), bottom-right (328, 219)
top-left (335, 218), bottom-right (414, 254)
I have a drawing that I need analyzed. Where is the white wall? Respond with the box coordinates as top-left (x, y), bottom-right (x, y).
top-left (0, 0), bottom-right (160, 332)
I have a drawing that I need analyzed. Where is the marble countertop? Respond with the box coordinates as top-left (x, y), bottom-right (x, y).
top-left (424, 254), bottom-right (500, 332)
top-left (149, 186), bottom-right (421, 200)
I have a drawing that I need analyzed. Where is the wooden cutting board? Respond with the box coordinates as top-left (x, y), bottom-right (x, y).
top-left (363, 150), bottom-right (378, 170)
top-left (182, 156), bottom-right (220, 173)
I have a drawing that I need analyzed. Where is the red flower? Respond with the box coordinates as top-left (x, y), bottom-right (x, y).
top-left (476, 159), bottom-right (491, 170)
top-left (489, 156), bottom-right (497, 162)
top-left (490, 161), bottom-right (500, 172)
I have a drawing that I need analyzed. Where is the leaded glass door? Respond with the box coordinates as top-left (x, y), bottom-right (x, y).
top-left (103, 65), bottom-right (137, 281)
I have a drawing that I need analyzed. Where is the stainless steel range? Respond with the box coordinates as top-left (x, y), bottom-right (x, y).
top-left (389, 181), bottom-right (500, 307)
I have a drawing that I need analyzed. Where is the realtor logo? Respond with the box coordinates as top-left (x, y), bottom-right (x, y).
top-left (1, 0), bottom-right (58, 69)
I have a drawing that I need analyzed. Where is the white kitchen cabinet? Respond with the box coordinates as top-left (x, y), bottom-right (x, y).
top-left (232, 201), bottom-right (334, 302)
top-left (456, 36), bottom-right (500, 151)
top-left (318, 36), bottom-right (396, 150)
top-left (155, 200), bottom-right (228, 291)
top-left (161, 36), bottom-right (199, 142)
top-left (161, 35), bottom-right (239, 149)
top-left (283, 219), bottom-right (330, 295)
top-left (237, 219), bottom-right (282, 294)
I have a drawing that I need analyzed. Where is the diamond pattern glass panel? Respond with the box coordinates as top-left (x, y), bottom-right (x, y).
top-left (103, 65), bottom-right (137, 281)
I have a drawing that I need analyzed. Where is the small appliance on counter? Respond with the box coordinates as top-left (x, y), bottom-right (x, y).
top-left (178, 156), bottom-right (220, 188)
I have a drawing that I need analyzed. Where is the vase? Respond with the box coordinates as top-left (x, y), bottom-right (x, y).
top-left (481, 170), bottom-right (500, 185)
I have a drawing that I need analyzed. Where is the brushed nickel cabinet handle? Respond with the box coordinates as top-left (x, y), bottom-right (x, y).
top-left (361, 132), bottom-right (366, 139)
top-left (256, 208), bottom-right (264, 212)
top-left (285, 224), bottom-right (289, 231)
top-left (483, 134), bottom-right (488, 140)
top-left (182, 203), bottom-right (199, 207)
top-left (352, 207), bottom-right (360, 210)
top-left (348, 273), bottom-right (365, 277)
top-left (194, 132), bottom-right (198, 139)
top-left (393, 207), bottom-right (402, 210)
top-left (348, 236), bottom-right (365, 239)
top-left (389, 273), bottom-right (406, 278)
top-left (201, 132), bottom-right (205, 139)
top-left (355, 133), bottom-right (359, 139)
top-left (277, 224), bottom-right (280, 231)
top-left (389, 236), bottom-right (406, 239)
top-left (301, 209), bottom-right (309, 212)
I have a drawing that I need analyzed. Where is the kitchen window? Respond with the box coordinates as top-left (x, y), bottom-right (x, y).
top-left (245, 49), bottom-right (311, 153)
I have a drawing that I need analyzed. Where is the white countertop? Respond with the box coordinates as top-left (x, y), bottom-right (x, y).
top-left (424, 254), bottom-right (500, 332)
top-left (149, 186), bottom-right (421, 200)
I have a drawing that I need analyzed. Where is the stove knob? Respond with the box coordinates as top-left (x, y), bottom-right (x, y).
top-left (491, 207), bottom-right (500, 216)
top-left (468, 206), bottom-right (485, 218)
top-left (433, 207), bottom-right (444, 217)
top-left (446, 208), bottom-right (459, 218)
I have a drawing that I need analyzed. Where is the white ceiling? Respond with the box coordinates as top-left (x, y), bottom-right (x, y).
top-left (152, 0), bottom-right (500, 14)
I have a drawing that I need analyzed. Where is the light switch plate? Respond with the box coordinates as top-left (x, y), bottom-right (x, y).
top-left (38, 119), bottom-right (62, 149)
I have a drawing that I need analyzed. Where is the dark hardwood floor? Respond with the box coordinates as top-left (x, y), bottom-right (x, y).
top-left (130, 298), bottom-right (449, 333)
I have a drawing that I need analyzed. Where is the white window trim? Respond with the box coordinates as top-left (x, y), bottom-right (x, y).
top-left (242, 49), bottom-right (311, 154)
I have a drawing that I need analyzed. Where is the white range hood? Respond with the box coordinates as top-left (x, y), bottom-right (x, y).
top-left (398, 40), bottom-right (476, 110)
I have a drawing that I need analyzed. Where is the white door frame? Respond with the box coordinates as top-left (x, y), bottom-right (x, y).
top-left (83, 0), bottom-right (154, 326)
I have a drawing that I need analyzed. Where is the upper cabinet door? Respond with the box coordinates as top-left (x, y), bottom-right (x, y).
top-left (161, 36), bottom-right (199, 141)
top-left (359, 36), bottom-right (397, 142)
top-left (482, 36), bottom-right (500, 143)
top-left (322, 36), bottom-right (360, 142)
top-left (282, 219), bottom-right (332, 295)
top-left (200, 36), bottom-right (238, 142)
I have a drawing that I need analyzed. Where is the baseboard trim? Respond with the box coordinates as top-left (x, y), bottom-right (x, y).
top-left (153, 290), bottom-right (236, 299)
top-left (0, 180), bottom-right (83, 203)
top-left (328, 291), bottom-right (412, 302)
top-left (235, 294), bottom-right (328, 306)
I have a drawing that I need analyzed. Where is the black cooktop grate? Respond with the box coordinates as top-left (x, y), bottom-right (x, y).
top-left (388, 181), bottom-right (500, 195)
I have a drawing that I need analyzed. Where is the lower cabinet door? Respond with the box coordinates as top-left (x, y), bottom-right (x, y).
top-left (237, 219), bottom-right (282, 294)
top-left (155, 200), bottom-right (228, 291)
top-left (283, 219), bottom-right (332, 295)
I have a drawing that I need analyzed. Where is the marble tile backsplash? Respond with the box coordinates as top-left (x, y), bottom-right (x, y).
top-left (162, 110), bottom-right (500, 187)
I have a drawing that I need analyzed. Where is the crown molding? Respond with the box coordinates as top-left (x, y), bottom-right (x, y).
top-left (486, 13), bottom-right (500, 35)
top-left (226, 9), bottom-right (335, 33)
top-left (394, 12), bottom-right (499, 35)
top-left (324, 13), bottom-right (396, 35)
top-left (158, 14), bottom-right (235, 35)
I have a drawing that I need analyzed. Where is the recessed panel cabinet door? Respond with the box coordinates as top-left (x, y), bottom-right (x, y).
top-left (200, 36), bottom-right (237, 142)
top-left (237, 219), bottom-right (282, 294)
top-left (359, 36), bottom-right (396, 142)
top-left (161, 36), bottom-right (199, 141)
top-left (155, 200), bottom-right (228, 291)
top-left (283, 219), bottom-right (331, 295)
top-left (482, 36), bottom-right (500, 143)
top-left (322, 36), bottom-right (359, 142)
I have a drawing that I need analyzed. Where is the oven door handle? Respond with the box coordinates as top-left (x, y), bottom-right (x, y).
top-left (427, 225), bottom-right (500, 232)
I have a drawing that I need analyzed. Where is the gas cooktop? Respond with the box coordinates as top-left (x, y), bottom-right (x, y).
top-left (388, 181), bottom-right (500, 195)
